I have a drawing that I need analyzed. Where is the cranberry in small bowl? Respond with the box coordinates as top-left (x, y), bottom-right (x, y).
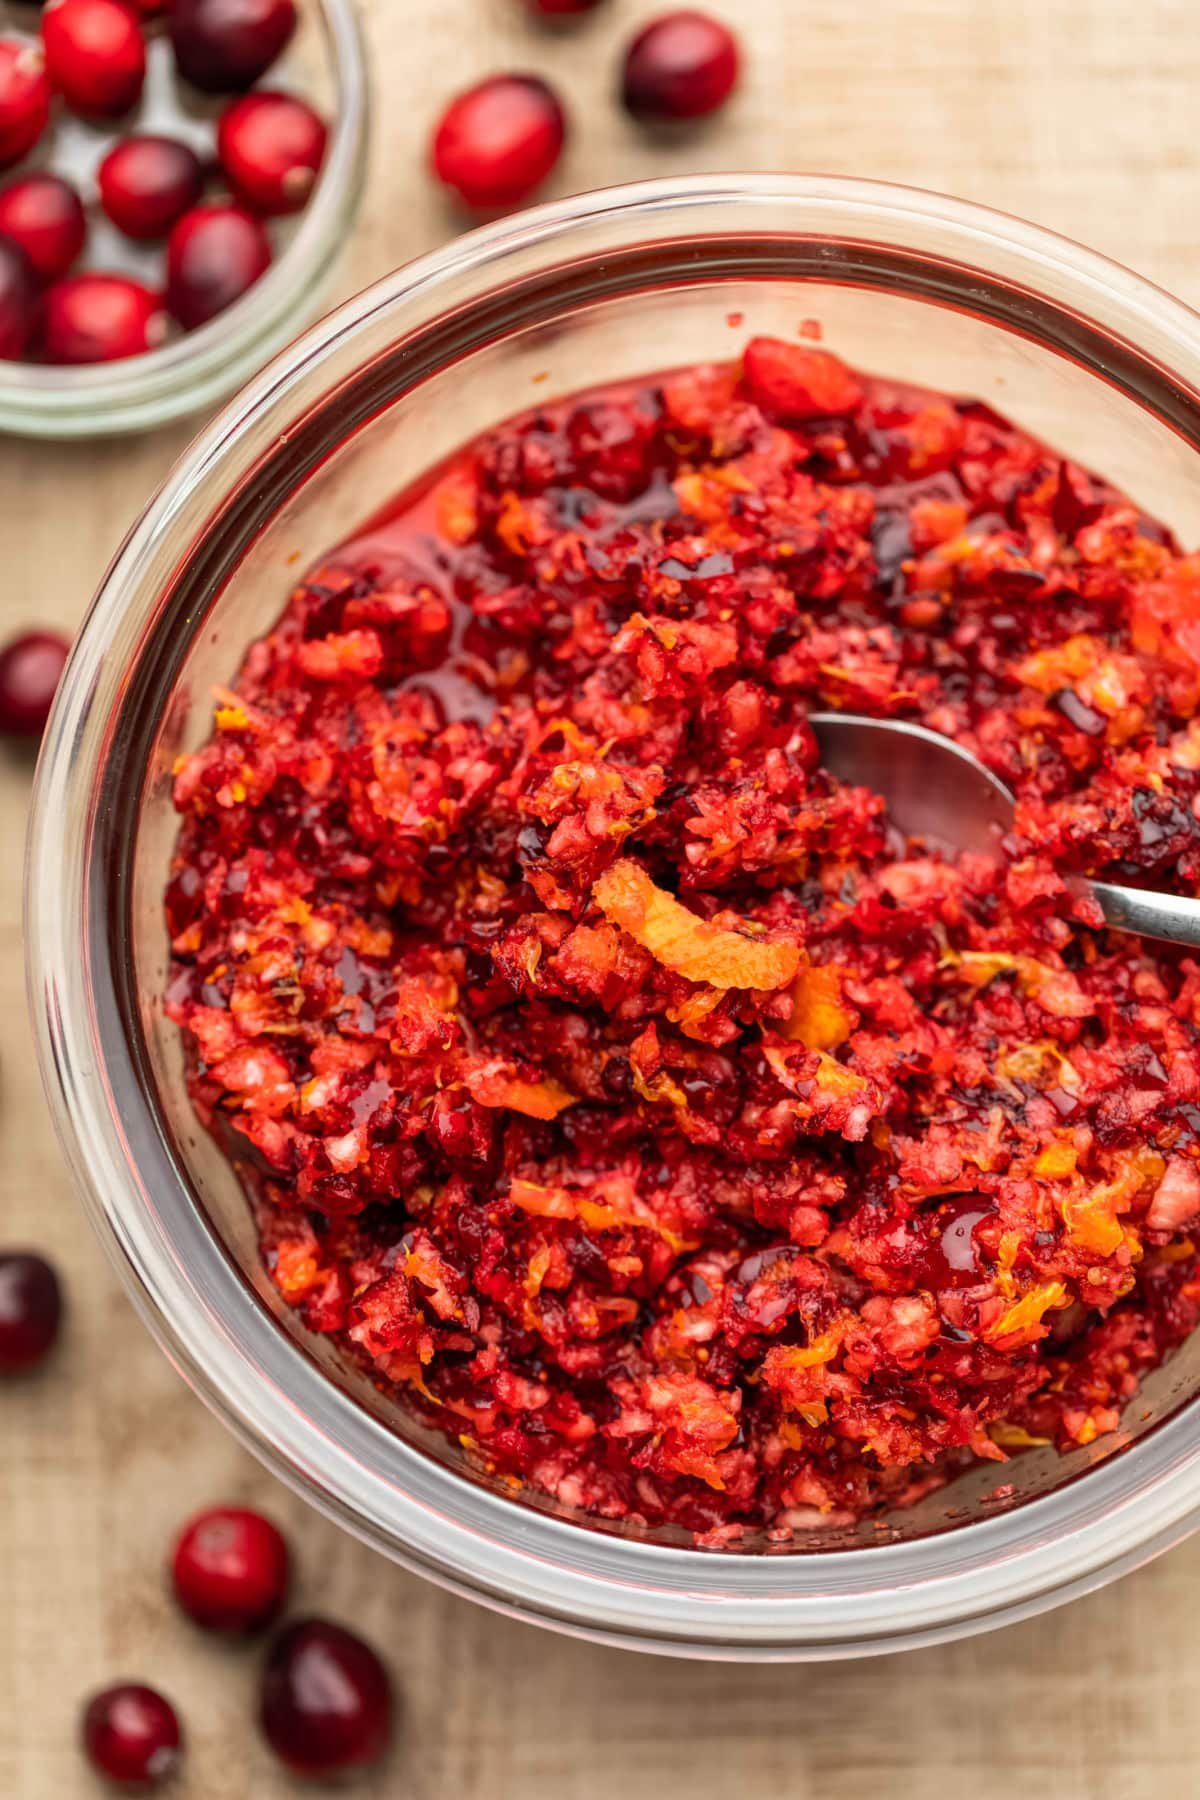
top-left (0, 0), bottom-right (366, 437)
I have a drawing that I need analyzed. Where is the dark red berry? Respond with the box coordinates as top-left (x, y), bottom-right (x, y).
top-left (217, 90), bottom-right (325, 215)
top-left (261, 1619), bottom-right (392, 1777)
top-left (432, 73), bottom-right (565, 209)
top-left (620, 10), bottom-right (739, 120)
top-left (0, 173), bottom-right (85, 279)
top-left (0, 1252), bottom-right (63, 1371)
top-left (527, 0), bottom-right (606, 12)
top-left (171, 1505), bottom-right (290, 1632)
top-left (42, 272), bottom-right (165, 362)
top-left (82, 1685), bottom-right (182, 1789)
top-left (170, 0), bottom-right (296, 93)
top-left (42, 0), bottom-right (147, 119)
top-left (0, 630), bottom-right (69, 735)
top-left (98, 135), bottom-right (203, 240)
top-left (0, 235), bottom-right (37, 360)
top-left (165, 202), bottom-right (270, 329)
top-left (0, 38), bottom-right (50, 165)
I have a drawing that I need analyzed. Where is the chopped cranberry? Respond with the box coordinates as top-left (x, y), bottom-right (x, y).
top-left (98, 134), bottom-right (203, 240)
top-left (0, 172), bottom-right (85, 280)
top-left (170, 0), bottom-right (296, 93)
top-left (620, 10), bottom-right (740, 120)
top-left (82, 1685), bottom-right (182, 1789)
top-left (165, 201), bottom-right (271, 329)
top-left (261, 1619), bottom-right (392, 1776)
top-left (0, 1252), bottom-right (63, 1372)
top-left (0, 38), bottom-right (50, 165)
top-left (0, 629), bottom-right (69, 734)
top-left (42, 271), bottom-right (166, 362)
top-left (0, 234), bottom-right (37, 360)
top-left (217, 90), bottom-right (326, 215)
top-left (431, 73), bottom-right (565, 209)
top-left (42, 0), bottom-right (147, 119)
top-left (171, 1504), bottom-right (290, 1632)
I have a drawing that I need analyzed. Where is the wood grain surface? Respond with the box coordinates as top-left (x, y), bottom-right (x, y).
top-left (3, 2), bottom-right (1200, 1794)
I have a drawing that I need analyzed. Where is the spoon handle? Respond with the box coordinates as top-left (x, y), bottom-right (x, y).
top-left (1081, 878), bottom-right (1200, 949)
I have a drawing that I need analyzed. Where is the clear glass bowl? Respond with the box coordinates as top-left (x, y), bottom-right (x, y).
top-left (27, 174), bottom-right (1200, 1659)
top-left (0, 0), bottom-right (368, 439)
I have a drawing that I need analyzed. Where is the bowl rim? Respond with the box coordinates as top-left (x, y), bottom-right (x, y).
top-left (26, 171), bottom-right (1200, 1658)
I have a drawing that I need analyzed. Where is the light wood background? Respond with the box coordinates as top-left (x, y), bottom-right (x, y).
top-left (4, 1), bottom-right (1200, 1794)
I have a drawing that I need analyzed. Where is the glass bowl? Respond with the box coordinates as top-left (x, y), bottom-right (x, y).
top-left (27, 173), bottom-right (1200, 1659)
top-left (0, 0), bottom-right (368, 439)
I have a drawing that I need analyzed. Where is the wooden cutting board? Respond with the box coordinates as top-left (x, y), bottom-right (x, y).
top-left (3, 1), bottom-right (1197, 1793)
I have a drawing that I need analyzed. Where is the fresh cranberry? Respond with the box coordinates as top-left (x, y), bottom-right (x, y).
top-left (42, 0), bottom-right (147, 118)
top-left (42, 272), bottom-right (165, 362)
top-left (98, 134), bottom-right (203, 240)
top-left (0, 38), bottom-right (50, 165)
top-left (432, 73), bottom-right (565, 209)
top-left (217, 90), bottom-right (326, 215)
top-left (0, 630), bottom-right (69, 734)
top-left (171, 1504), bottom-right (290, 1631)
top-left (0, 173), bottom-right (85, 279)
top-left (165, 202), bottom-right (271, 329)
top-left (620, 10), bottom-right (740, 120)
top-left (0, 1252), bottom-right (63, 1371)
top-left (260, 1618), bottom-right (392, 1776)
top-left (170, 0), bottom-right (296, 93)
top-left (0, 234), bottom-right (37, 359)
top-left (82, 1685), bottom-right (182, 1789)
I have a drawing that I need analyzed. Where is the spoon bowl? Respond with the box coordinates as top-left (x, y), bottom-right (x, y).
top-left (809, 711), bottom-right (1200, 949)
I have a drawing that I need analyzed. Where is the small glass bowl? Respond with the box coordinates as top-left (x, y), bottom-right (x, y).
top-left (27, 174), bottom-right (1200, 1658)
top-left (0, 0), bottom-right (368, 439)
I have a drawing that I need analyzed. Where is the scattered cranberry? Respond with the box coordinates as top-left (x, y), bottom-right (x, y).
top-left (42, 271), bottom-right (166, 362)
top-left (217, 90), bottom-right (326, 215)
top-left (0, 173), bottom-right (85, 280)
top-left (42, 0), bottom-right (147, 119)
top-left (0, 235), bottom-right (37, 360)
top-left (82, 1685), bottom-right (182, 1790)
top-left (0, 38), bottom-right (50, 166)
top-left (172, 1504), bottom-right (290, 1632)
top-left (620, 10), bottom-right (740, 120)
top-left (170, 0), bottom-right (296, 93)
top-left (260, 1619), bottom-right (392, 1777)
top-left (99, 135), bottom-right (203, 241)
top-left (166, 201), bottom-right (270, 328)
top-left (432, 73), bottom-right (565, 209)
top-left (0, 1252), bottom-right (63, 1371)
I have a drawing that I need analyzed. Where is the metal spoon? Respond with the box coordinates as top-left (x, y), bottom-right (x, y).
top-left (809, 711), bottom-right (1200, 950)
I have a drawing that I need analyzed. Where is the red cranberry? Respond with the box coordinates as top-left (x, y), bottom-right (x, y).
top-left (620, 10), bottom-right (740, 120)
top-left (0, 630), bottom-right (69, 734)
top-left (0, 234), bottom-right (37, 360)
top-left (432, 73), bottom-right (565, 209)
top-left (42, 272), bottom-right (165, 362)
top-left (165, 202), bottom-right (270, 329)
top-left (170, 0), bottom-right (296, 93)
top-left (0, 173), bottom-right (85, 279)
top-left (82, 1684), bottom-right (182, 1789)
top-left (0, 1252), bottom-right (63, 1371)
top-left (42, 0), bottom-right (147, 118)
top-left (217, 90), bottom-right (326, 215)
top-left (0, 38), bottom-right (50, 165)
top-left (99, 135), bottom-right (203, 240)
top-left (261, 1619), bottom-right (392, 1776)
top-left (172, 1505), bottom-right (290, 1631)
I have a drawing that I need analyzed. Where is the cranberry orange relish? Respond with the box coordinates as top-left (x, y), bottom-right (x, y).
top-left (165, 336), bottom-right (1200, 1544)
